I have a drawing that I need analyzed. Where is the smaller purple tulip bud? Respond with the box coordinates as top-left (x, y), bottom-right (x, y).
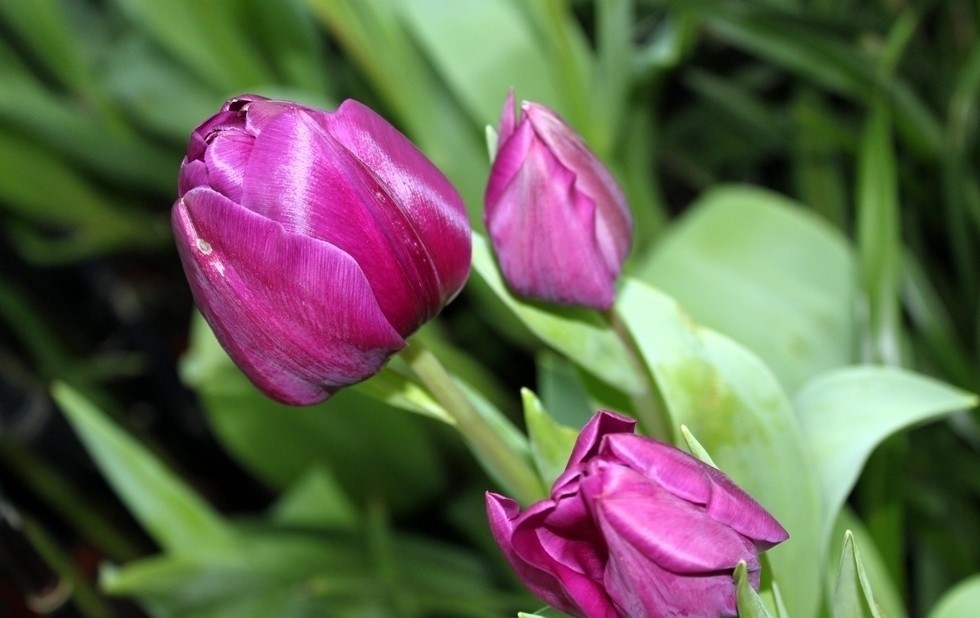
top-left (484, 91), bottom-right (632, 310)
top-left (486, 411), bottom-right (788, 618)
top-left (173, 95), bottom-right (471, 406)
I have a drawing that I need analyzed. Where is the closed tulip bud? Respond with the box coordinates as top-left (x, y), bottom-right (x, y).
top-left (173, 95), bottom-right (471, 405)
top-left (486, 411), bottom-right (788, 618)
top-left (484, 92), bottom-right (632, 310)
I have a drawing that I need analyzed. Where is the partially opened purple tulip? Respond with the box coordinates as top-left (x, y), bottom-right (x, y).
top-left (173, 95), bottom-right (471, 405)
top-left (484, 91), bottom-right (632, 310)
top-left (487, 411), bottom-right (788, 618)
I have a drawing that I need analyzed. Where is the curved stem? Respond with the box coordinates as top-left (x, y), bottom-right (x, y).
top-left (606, 306), bottom-right (673, 442)
top-left (402, 341), bottom-right (546, 505)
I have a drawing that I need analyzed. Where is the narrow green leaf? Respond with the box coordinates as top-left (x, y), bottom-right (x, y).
top-left (616, 278), bottom-right (822, 618)
top-left (793, 366), bottom-right (977, 542)
top-left (735, 561), bottom-right (774, 618)
top-left (679, 425), bottom-right (716, 467)
top-left (270, 467), bottom-right (360, 531)
top-left (831, 509), bottom-right (907, 618)
top-left (470, 234), bottom-right (643, 394)
top-left (929, 575), bottom-right (980, 618)
top-left (52, 383), bottom-right (233, 555)
top-left (834, 531), bottom-right (882, 618)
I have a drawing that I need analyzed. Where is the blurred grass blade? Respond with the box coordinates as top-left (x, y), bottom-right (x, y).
top-left (52, 384), bottom-right (234, 555)
top-left (793, 90), bottom-right (849, 228)
top-left (397, 0), bottom-right (559, 127)
top-left (857, 102), bottom-right (902, 365)
top-left (308, 0), bottom-right (489, 212)
top-left (109, 0), bottom-right (274, 91)
top-left (703, 8), bottom-right (942, 156)
top-left (0, 0), bottom-right (92, 95)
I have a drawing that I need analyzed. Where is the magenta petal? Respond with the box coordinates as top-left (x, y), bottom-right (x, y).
top-left (203, 130), bottom-right (253, 202)
top-left (239, 108), bottom-right (444, 334)
top-left (178, 158), bottom-right (208, 198)
top-left (702, 466), bottom-right (790, 548)
top-left (173, 187), bottom-right (405, 405)
top-left (524, 103), bottom-right (631, 276)
top-left (486, 136), bottom-right (616, 309)
top-left (603, 540), bottom-right (739, 618)
top-left (600, 434), bottom-right (714, 505)
top-left (605, 434), bottom-right (788, 547)
top-left (581, 465), bottom-right (758, 575)
top-left (554, 411), bottom-right (636, 490)
top-left (486, 493), bottom-right (592, 617)
top-left (318, 99), bottom-right (471, 306)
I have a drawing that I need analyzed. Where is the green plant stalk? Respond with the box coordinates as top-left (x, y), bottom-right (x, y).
top-left (402, 342), bottom-right (546, 505)
top-left (0, 439), bottom-right (144, 562)
top-left (607, 306), bottom-right (672, 442)
top-left (20, 516), bottom-right (112, 618)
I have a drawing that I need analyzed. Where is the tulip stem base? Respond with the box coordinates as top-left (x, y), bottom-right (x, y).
top-left (607, 306), bottom-right (673, 442)
top-left (402, 341), bottom-right (547, 505)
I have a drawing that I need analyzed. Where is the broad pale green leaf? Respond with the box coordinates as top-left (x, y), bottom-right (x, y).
top-left (617, 278), bottom-right (822, 618)
top-left (470, 233), bottom-right (643, 393)
top-left (179, 315), bottom-right (449, 514)
top-left (833, 531), bottom-right (882, 618)
top-left (636, 185), bottom-right (855, 394)
top-left (929, 575), bottom-right (980, 618)
top-left (522, 388), bottom-right (579, 485)
top-left (793, 366), bottom-right (977, 541)
top-left (396, 0), bottom-right (558, 126)
top-left (52, 383), bottom-right (233, 554)
top-left (735, 561), bottom-right (774, 618)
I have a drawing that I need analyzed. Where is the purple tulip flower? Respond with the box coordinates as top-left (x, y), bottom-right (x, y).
top-left (484, 92), bottom-right (632, 310)
top-left (173, 95), bottom-right (471, 405)
top-left (486, 411), bottom-right (788, 618)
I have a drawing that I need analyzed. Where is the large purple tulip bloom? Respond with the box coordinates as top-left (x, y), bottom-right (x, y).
top-left (487, 411), bottom-right (788, 618)
top-left (484, 91), bottom-right (632, 310)
top-left (173, 95), bottom-right (471, 405)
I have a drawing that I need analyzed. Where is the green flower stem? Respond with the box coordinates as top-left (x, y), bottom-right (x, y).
top-left (402, 341), bottom-right (546, 505)
top-left (606, 306), bottom-right (673, 442)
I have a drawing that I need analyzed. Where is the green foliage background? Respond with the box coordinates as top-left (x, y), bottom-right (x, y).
top-left (1, 1), bottom-right (980, 617)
